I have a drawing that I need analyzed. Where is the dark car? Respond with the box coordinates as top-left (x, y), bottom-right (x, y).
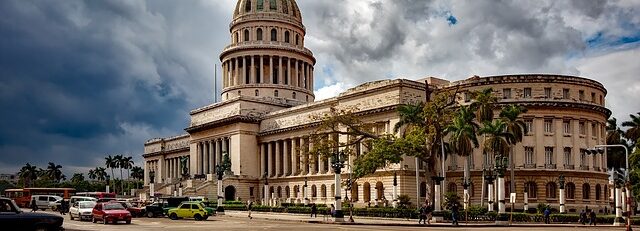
top-left (0, 197), bottom-right (63, 231)
top-left (144, 201), bottom-right (168, 218)
top-left (160, 197), bottom-right (189, 216)
top-left (115, 201), bottom-right (145, 217)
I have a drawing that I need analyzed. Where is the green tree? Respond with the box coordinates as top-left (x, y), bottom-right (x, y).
top-left (96, 167), bottom-right (107, 182)
top-left (45, 162), bottom-right (63, 183)
top-left (70, 173), bottom-right (84, 184)
top-left (131, 166), bottom-right (144, 189)
top-left (88, 169), bottom-right (97, 181)
top-left (471, 88), bottom-right (497, 123)
top-left (622, 112), bottom-right (640, 146)
top-left (105, 155), bottom-right (117, 192)
top-left (499, 104), bottom-right (527, 192)
top-left (445, 105), bottom-right (479, 200)
top-left (18, 163), bottom-right (38, 187)
top-left (393, 103), bottom-right (425, 134)
top-left (479, 119), bottom-right (514, 214)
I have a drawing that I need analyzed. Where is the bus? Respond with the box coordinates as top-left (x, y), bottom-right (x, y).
top-left (74, 192), bottom-right (116, 199)
top-left (4, 188), bottom-right (76, 207)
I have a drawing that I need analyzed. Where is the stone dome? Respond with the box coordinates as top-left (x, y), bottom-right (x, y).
top-left (234, 0), bottom-right (302, 23)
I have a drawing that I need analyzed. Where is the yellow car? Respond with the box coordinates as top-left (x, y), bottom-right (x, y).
top-left (167, 202), bottom-right (209, 221)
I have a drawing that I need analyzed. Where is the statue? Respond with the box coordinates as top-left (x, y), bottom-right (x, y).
top-left (180, 156), bottom-right (189, 179)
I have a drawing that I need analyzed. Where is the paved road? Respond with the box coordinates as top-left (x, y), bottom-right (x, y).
top-left (28, 210), bottom-right (633, 231)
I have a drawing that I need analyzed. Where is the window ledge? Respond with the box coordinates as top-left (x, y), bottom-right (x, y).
top-left (544, 133), bottom-right (554, 136)
top-left (563, 134), bottom-right (572, 137)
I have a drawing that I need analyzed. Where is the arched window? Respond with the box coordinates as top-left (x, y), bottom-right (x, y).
top-left (363, 182), bottom-right (371, 202)
top-left (274, 90), bottom-right (278, 97)
top-left (245, 0), bottom-right (252, 12)
top-left (269, 0), bottom-right (277, 10)
top-left (293, 185), bottom-right (298, 198)
top-left (448, 182), bottom-right (457, 194)
top-left (306, 95), bottom-right (309, 102)
top-left (505, 181), bottom-right (511, 198)
top-left (271, 29), bottom-right (277, 41)
top-left (257, 28), bottom-right (263, 41)
top-left (285, 31), bottom-right (290, 43)
top-left (292, 92), bottom-right (296, 99)
top-left (277, 186), bottom-right (282, 198)
top-left (375, 182), bottom-right (384, 200)
top-left (285, 186), bottom-right (290, 198)
top-left (582, 183), bottom-right (591, 200)
top-left (604, 185), bottom-right (608, 200)
top-left (255, 89), bottom-right (259, 96)
top-left (244, 29), bottom-right (249, 42)
top-left (419, 182), bottom-right (427, 197)
top-left (596, 184), bottom-right (601, 200)
top-left (257, 0), bottom-right (264, 11)
top-left (311, 185), bottom-right (317, 198)
top-left (234, 32), bottom-right (239, 44)
top-left (349, 182), bottom-right (359, 202)
top-left (566, 183), bottom-right (576, 199)
top-left (320, 184), bottom-right (326, 198)
top-left (546, 182), bottom-right (557, 198)
top-left (296, 34), bottom-right (300, 45)
top-left (469, 182), bottom-right (475, 197)
top-left (331, 184), bottom-right (335, 198)
top-left (524, 181), bottom-right (537, 198)
top-left (269, 186), bottom-right (274, 196)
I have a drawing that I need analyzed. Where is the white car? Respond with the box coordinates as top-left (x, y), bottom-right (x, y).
top-left (31, 195), bottom-right (62, 211)
top-left (69, 201), bottom-right (97, 221)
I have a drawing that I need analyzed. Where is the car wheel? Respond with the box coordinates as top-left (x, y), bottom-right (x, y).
top-left (34, 225), bottom-right (47, 231)
top-left (51, 206), bottom-right (57, 211)
top-left (203, 215), bottom-right (209, 220)
top-left (40, 208), bottom-right (45, 211)
top-left (169, 213), bottom-right (178, 220)
top-left (70, 213), bottom-right (74, 220)
top-left (147, 211), bottom-right (155, 218)
top-left (102, 217), bottom-right (107, 225)
top-left (194, 214), bottom-right (202, 221)
top-left (126, 220), bottom-right (131, 224)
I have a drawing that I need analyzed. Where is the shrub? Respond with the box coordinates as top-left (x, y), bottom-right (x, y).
top-left (537, 203), bottom-right (548, 214)
top-left (397, 194), bottom-right (412, 208)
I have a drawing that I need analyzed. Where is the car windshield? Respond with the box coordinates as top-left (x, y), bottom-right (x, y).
top-left (124, 202), bottom-right (134, 208)
top-left (79, 202), bottom-right (96, 209)
top-left (104, 203), bottom-right (125, 210)
top-left (200, 203), bottom-right (207, 208)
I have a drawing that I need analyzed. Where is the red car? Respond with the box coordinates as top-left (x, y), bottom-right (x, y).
top-left (115, 201), bottom-right (145, 217)
top-left (91, 202), bottom-right (132, 224)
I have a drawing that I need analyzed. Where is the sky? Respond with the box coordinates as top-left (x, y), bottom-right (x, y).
top-left (0, 0), bottom-right (639, 177)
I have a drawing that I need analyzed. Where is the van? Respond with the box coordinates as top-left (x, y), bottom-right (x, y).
top-left (70, 196), bottom-right (97, 205)
top-left (30, 195), bottom-right (63, 210)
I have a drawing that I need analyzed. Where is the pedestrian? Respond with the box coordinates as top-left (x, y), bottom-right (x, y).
top-left (330, 204), bottom-right (335, 217)
top-left (543, 207), bottom-right (551, 224)
top-left (30, 199), bottom-right (37, 212)
top-left (579, 210), bottom-right (587, 225)
top-left (418, 203), bottom-right (427, 224)
top-left (451, 203), bottom-right (459, 226)
top-left (426, 199), bottom-right (433, 225)
top-left (247, 200), bottom-right (253, 219)
top-left (310, 203), bottom-right (317, 218)
top-left (589, 210), bottom-right (596, 226)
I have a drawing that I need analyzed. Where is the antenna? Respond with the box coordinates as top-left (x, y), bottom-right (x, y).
top-left (214, 63), bottom-right (217, 102)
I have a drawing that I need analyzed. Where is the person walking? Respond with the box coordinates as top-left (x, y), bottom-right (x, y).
top-left (246, 200), bottom-right (253, 219)
top-left (579, 210), bottom-right (587, 225)
top-left (451, 203), bottom-right (459, 226)
top-left (30, 198), bottom-right (37, 212)
top-left (589, 210), bottom-right (597, 226)
top-left (418, 204), bottom-right (427, 225)
top-left (330, 204), bottom-right (335, 217)
top-left (310, 203), bottom-right (317, 218)
top-left (543, 207), bottom-right (551, 224)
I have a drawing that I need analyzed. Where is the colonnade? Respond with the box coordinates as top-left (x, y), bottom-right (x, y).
top-left (195, 137), bottom-right (230, 175)
top-left (260, 136), bottom-right (335, 178)
top-left (222, 55), bottom-right (313, 91)
top-left (164, 155), bottom-right (189, 181)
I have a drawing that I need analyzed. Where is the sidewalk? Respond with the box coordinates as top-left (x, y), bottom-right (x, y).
top-left (224, 210), bottom-right (629, 228)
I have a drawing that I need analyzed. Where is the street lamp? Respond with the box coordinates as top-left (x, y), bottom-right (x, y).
top-left (215, 150), bottom-right (231, 215)
top-left (494, 155), bottom-right (508, 216)
top-left (483, 168), bottom-right (495, 212)
top-left (587, 145), bottom-right (629, 227)
top-left (304, 177), bottom-right (308, 206)
top-left (558, 174), bottom-right (566, 213)
top-left (263, 172), bottom-right (269, 206)
top-left (330, 150), bottom-right (346, 222)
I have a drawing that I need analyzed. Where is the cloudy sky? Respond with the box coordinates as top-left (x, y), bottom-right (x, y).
top-left (0, 0), bottom-right (638, 177)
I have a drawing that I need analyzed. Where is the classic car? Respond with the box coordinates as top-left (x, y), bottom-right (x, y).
top-left (114, 201), bottom-right (145, 217)
top-left (167, 202), bottom-right (209, 221)
top-left (144, 201), bottom-right (168, 218)
top-left (0, 197), bottom-right (64, 231)
top-left (91, 202), bottom-right (132, 224)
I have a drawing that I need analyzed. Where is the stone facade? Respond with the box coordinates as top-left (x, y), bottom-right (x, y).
top-left (143, 0), bottom-right (612, 212)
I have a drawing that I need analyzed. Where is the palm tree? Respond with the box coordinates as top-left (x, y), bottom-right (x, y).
top-left (393, 102), bottom-right (425, 135)
top-left (444, 105), bottom-right (479, 207)
top-left (71, 173), bottom-right (84, 184)
top-left (131, 166), bottom-right (144, 189)
top-left (479, 119), bottom-right (514, 215)
top-left (622, 112), bottom-right (640, 146)
top-left (471, 88), bottom-right (498, 123)
top-left (18, 163), bottom-right (39, 187)
top-left (96, 167), bottom-right (107, 182)
top-left (46, 162), bottom-right (63, 183)
top-left (499, 104), bottom-right (527, 194)
top-left (121, 156), bottom-right (134, 192)
top-left (105, 155), bottom-right (117, 192)
top-left (88, 169), bottom-right (97, 181)
top-left (114, 155), bottom-right (125, 194)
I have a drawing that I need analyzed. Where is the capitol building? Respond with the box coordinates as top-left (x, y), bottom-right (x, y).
top-left (143, 0), bottom-right (611, 213)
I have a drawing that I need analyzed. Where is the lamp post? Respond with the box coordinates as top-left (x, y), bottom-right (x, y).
top-left (263, 172), bottom-right (269, 206)
top-left (215, 150), bottom-right (231, 215)
top-left (587, 145), bottom-right (628, 226)
top-left (558, 174), bottom-right (566, 213)
top-left (495, 154), bottom-right (509, 224)
top-left (331, 150), bottom-right (345, 222)
top-left (392, 171), bottom-right (398, 208)
top-left (345, 175), bottom-right (354, 222)
top-left (431, 175), bottom-right (444, 212)
top-left (304, 177), bottom-right (308, 206)
top-left (178, 182), bottom-right (183, 197)
top-left (484, 168), bottom-right (495, 212)
top-left (106, 175), bottom-right (111, 194)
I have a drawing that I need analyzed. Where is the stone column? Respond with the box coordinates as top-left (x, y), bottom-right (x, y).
top-left (309, 137), bottom-right (315, 175)
top-left (301, 137), bottom-right (308, 175)
top-left (205, 141), bottom-right (210, 174)
top-left (488, 181), bottom-right (494, 212)
top-left (260, 143), bottom-right (266, 177)
top-left (295, 60), bottom-right (299, 87)
top-left (318, 152), bottom-right (325, 174)
top-left (278, 56), bottom-right (283, 85)
top-left (201, 142), bottom-right (205, 175)
top-left (523, 192), bottom-right (528, 211)
top-left (241, 57), bottom-right (246, 85)
top-left (559, 187), bottom-right (566, 213)
top-left (259, 55), bottom-right (264, 84)
top-left (251, 56), bottom-right (256, 84)
top-left (216, 139), bottom-right (221, 166)
top-left (275, 140), bottom-right (282, 177)
top-left (264, 181), bottom-right (270, 206)
top-left (498, 177), bottom-right (505, 213)
top-left (284, 139), bottom-right (290, 176)
top-left (209, 141), bottom-right (215, 174)
top-left (221, 62), bottom-right (226, 88)
top-left (287, 58), bottom-right (292, 86)
top-left (232, 58), bottom-right (237, 86)
top-left (267, 142), bottom-right (273, 176)
top-left (434, 179), bottom-right (442, 212)
top-left (269, 56), bottom-right (274, 84)
top-left (614, 185), bottom-right (623, 225)
top-left (291, 138), bottom-right (298, 176)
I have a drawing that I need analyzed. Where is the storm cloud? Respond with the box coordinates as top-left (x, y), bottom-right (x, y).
top-left (0, 0), bottom-right (638, 176)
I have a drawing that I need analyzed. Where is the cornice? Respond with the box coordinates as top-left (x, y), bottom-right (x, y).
top-left (185, 115), bottom-right (261, 133)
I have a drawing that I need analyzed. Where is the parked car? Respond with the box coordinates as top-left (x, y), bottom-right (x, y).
top-left (30, 195), bottom-right (62, 211)
top-left (69, 201), bottom-right (96, 221)
top-left (0, 197), bottom-right (64, 231)
top-left (114, 201), bottom-right (145, 217)
top-left (144, 201), bottom-right (168, 218)
top-left (69, 196), bottom-right (97, 205)
top-left (48, 199), bottom-right (63, 211)
top-left (167, 202), bottom-right (209, 221)
top-left (161, 197), bottom-right (189, 215)
top-left (91, 202), bottom-right (132, 224)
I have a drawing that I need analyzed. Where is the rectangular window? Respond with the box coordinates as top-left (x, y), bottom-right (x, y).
top-left (544, 119), bottom-right (553, 133)
top-left (564, 147), bottom-right (572, 166)
top-left (591, 92), bottom-right (596, 103)
top-left (579, 122), bottom-right (586, 135)
top-left (544, 88), bottom-right (552, 99)
top-left (545, 147), bottom-right (554, 165)
top-left (464, 92), bottom-right (470, 102)
top-left (563, 121), bottom-right (571, 135)
top-left (600, 95), bottom-right (603, 105)
top-left (250, 187), bottom-right (254, 197)
top-left (525, 147), bottom-right (534, 165)
top-left (563, 88), bottom-right (570, 99)
top-left (580, 153), bottom-right (587, 167)
top-left (524, 88), bottom-right (532, 98)
top-left (484, 152), bottom-right (493, 167)
top-left (592, 123), bottom-right (597, 137)
top-left (525, 119), bottom-right (534, 135)
top-left (579, 90), bottom-right (585, 101)
top-left (503, 88), bottom-right (511, 99)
